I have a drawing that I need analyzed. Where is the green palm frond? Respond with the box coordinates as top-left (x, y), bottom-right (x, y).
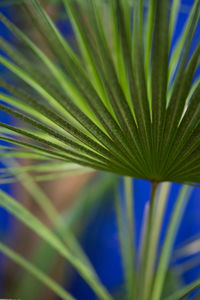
top-left (0, 0), bottom-right (200, 183)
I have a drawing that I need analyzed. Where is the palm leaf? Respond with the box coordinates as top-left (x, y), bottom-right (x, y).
top-left (13, 172), bottom-right (116, 299)
top-left (0, 0), bottom-right (199, 183)
top-left (0, 189), bottom-right (113, 300)
top-left (0, 242), bottom-right (75, 300)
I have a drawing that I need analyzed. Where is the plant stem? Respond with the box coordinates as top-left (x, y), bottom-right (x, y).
top-left (138, 181), bottom-right (159, 300)
top-left (142, 182), bottom-right (171, 300)
top-left (124, 177), bottom-right (136, 299)
top-left (115, 177), bottom-right (135, 300)
top-left (151, 185), bottom-right (192, 300)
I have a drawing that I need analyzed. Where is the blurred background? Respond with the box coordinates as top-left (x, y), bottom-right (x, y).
top-left (0, 0), bottom-right (200, 299)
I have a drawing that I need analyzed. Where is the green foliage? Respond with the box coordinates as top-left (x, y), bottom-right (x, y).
top-left (0, 0), bottom-right (199, 182)
top-left (0, 1), bottom-right (200, 300)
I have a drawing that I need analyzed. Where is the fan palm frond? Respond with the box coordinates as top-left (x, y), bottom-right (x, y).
top-left (0, 0), bottom-right (199, 184)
